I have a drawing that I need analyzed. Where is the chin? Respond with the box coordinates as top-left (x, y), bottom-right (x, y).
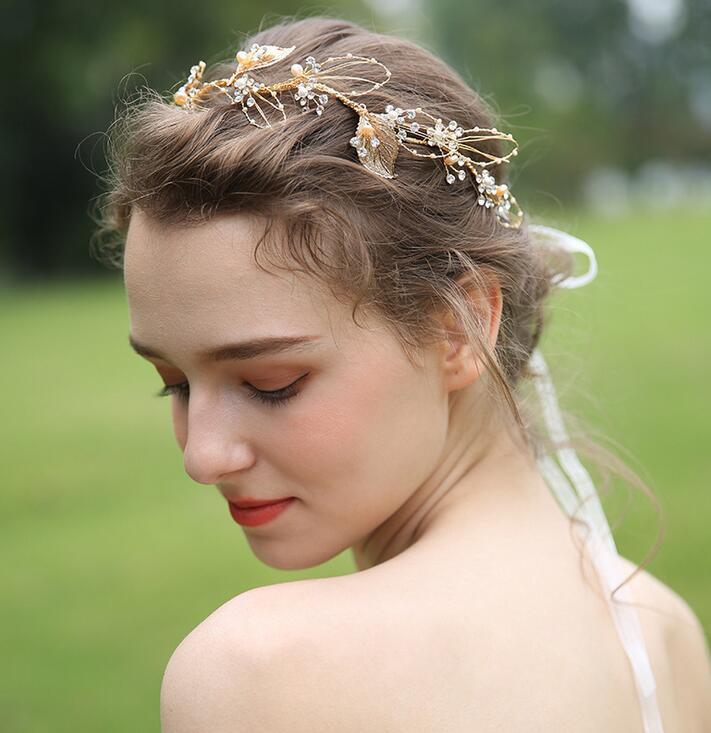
top-left (245, 537), bottom-right (347, 571)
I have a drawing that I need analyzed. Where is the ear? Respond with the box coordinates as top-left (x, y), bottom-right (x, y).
top-left (438, 267), bottom-right (503, 393)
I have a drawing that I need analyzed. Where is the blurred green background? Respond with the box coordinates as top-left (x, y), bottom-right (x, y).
top-left (3, 0), bottom-right (710, 730)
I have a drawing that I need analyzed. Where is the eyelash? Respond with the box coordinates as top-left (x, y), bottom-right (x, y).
top-left (154, 375), bottom-right (305, 408)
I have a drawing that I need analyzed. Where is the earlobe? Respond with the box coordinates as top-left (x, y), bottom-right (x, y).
top-left (441, 332), bottom-right (486, 391)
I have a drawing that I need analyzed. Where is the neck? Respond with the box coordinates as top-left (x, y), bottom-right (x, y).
top-left (350, 386), bottom-right (564, 571)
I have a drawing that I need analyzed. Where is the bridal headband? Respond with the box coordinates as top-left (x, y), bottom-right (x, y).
top-left (171, 43), bottom-right (523, 229)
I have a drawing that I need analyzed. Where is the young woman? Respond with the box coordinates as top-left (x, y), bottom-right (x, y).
top-left (94, 16), bottom-right (710, 732)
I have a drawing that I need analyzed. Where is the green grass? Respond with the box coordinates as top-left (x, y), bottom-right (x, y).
top-left (2, 207), bottom-right (709, 730)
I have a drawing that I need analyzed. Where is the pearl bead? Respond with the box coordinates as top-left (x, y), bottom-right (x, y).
top-left (290, 63), bottom-right (303, 77)
top-left (236, 51), bottom-right (249, 64)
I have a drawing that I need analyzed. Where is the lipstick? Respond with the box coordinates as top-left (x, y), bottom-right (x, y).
top-left (228, 497), bottom-right (295, 527)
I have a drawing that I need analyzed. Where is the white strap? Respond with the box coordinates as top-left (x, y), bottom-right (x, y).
top-left (527, 224), bottom-right (665, 732)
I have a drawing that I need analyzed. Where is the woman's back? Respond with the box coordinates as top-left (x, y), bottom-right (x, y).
top-left (213, 536), bottom-right (708, 731)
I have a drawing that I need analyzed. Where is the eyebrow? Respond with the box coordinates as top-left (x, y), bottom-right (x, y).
top-left (128, 334), bottom-right (321, 363)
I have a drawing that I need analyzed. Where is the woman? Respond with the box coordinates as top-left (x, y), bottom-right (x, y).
top-left (94, 16), bottom-right (710, 732)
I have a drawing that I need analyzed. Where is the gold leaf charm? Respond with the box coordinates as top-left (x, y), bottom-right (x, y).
top-left (349, 115), bottom-right (398, 178)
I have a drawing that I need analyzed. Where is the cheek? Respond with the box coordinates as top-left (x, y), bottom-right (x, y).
top-left (278, 363), bottom-right (444, 504)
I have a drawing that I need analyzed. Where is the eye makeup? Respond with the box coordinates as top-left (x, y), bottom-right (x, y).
top-left (155, 373), bottom-right (308, 407)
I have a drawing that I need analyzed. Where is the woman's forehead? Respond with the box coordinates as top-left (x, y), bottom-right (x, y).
top-left (125, 209), bottom-right (267, 281)
top-left (126, 211), bottom-right (311, 306)
top-left (123, 210), bottom-right (368, 356)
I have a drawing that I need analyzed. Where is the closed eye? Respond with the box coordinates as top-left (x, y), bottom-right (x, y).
top-left (155, 374), bottom-right (308, 407)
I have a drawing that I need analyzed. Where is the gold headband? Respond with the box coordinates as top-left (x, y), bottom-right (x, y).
top-left (172, 43), bottom-right (524, 228)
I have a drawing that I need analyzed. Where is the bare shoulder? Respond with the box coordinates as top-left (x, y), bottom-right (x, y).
top-left (616, 556), bottom-right (711, 727)
top-left (159, 579), bottom-right (358, 733)
top-left (159, 589), bottom-right (270, 733)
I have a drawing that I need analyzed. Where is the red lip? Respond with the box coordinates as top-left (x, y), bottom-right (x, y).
top-left (229, 496), bottom-right (294, 509)
top-left (228, 497), bottom-right (295, 527)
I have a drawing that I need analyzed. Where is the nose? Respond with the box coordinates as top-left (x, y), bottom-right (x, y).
top-left (181, 399), bottom-right (256, 485)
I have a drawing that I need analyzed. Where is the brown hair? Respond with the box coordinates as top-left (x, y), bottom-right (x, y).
top-left (90, 15), bottom-right (663, 603)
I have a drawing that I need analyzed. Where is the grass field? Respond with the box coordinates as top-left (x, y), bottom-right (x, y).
top-left (2, 207), bottom-right (709, 731)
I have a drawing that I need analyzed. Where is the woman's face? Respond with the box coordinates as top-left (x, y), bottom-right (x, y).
top-left (124, 210), bottom-right (463, 570)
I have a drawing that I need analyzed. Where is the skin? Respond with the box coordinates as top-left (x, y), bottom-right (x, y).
top-left (124, 208), bottom-right (710, 732)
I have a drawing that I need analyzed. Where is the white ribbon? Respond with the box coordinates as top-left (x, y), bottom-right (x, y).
top-left (527, 224), bottom-right (598, 289)
top-left (527, 223), bottom-right (665, 732)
